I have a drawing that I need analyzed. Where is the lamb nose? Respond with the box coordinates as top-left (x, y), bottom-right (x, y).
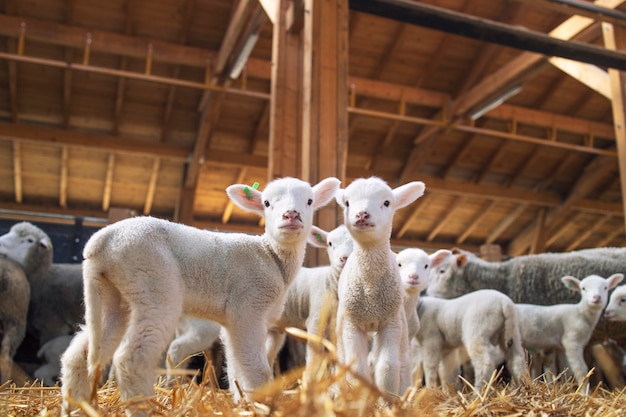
top-left (356, 211), bottom-right (369, 220)
top-left (283, 210), bottom-right (298, 220)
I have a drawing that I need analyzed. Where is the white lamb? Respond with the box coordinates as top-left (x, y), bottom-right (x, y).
top-left (335, 176), bottom-right (425, 396)
top-left (34, 334), bottom-right (74, 386)
top-left (397, 248), bottom-right (451, 340)
top-left (396, 247), bottom-right (452, 386)
top-left (59, 176), bottom-right (340, 414)
top-left (415, 290), bottom-right (528, 390)
top-left (604, 284), bottom-right (626, 322)
top-left (166, 316), bottom-right (221, 378)
top-left (266, 224), bottom-right (353, 375)
top-left (515, 273), bottom-right (623, 386)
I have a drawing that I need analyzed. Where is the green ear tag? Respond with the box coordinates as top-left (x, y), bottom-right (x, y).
top-left (315, 233), bottom-right (324, 243)
top-left (244, 182), bottom-right (260, 200)
top-left (568, 281), bottom-right (574, 288)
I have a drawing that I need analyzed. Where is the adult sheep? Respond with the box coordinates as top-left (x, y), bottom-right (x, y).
top-left (60, 176), bottom-right (340, 415)
top-left (0, 222), bottom-right (84, 346)
top-left (426, 248), bottom-right (626, 346)
top-left (0, 256), bottom-right (30, 383)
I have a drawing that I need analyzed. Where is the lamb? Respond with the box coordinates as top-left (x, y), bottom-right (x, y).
top-left (334, 176), bottom-right (424, 396)
top-left (59, 176), bottom-right (340, 414)
top-left (0, 256), bottom-right (30, 383)
top-left (166, 316), bottom-right (221, 378)
top-left (396, 248), bottom-right (451, 340)
top-left (515, 273), bottom-right (623, 386)
top-left (426, 248), bottom-right (626, 346)
top-left (415, 290), bottom-right (528, 390)
top-left (604, 285), bottom-right (626, 322)
top-left (0, 222), bottom-right (84, 346)
top-left (266, 224), bottom-right (354, 374)
top-left (34, 334), bottom-right (74, 386)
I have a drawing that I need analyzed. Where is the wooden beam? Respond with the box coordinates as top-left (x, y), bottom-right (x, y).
top-left (350, 0), bottom-right (626, 70)
top-left (396, 195), bottom-right (429, 238)
top-left (213, 0), bottom-right (255, 77)
top-left (427, 196), bottom-right (463, 242)
top-left (548, 57), bottom-right (611, 99)
top-left (517, 0), bottom-right (626, 28)
top-left (456, 200), bottom-right (497, 245)
top-left (102, 153), bottom-right (115, 212)
top-left (565, 213), bottom-right (612, 251)
top-left (485, 203), bottom-right (528, 244)
top-left (59, 146), bottom-right (69, 209)
top-left (529, 207), bottom-right (548, 254)
top-left (602, 22), bottom-right (626, 234)
top-left (12, 140), bottom-right (22, 204)
top-left (143, 158), bottom-right (160, 215)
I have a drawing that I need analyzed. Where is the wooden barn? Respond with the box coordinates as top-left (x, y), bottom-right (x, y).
top-left (1, 0), bottom-right (626, 261)
top-left (3, 1), bottom-right (626, 414)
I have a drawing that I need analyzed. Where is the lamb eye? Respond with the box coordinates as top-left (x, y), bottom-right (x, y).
top-left (264, 200), bottom-right (270, 207)
top-left (27, 238), bottom-right (34, 243)
top-left (424, 265), bottom-right (429, 269)
top-left (345, 201), bottom-right (350, 207)
top-left (384, 200), bottom-right (390, 207)
top-left (328, 242), bottom-right (333, 247)
top-left (307, 198), bottom-right (313, 206)
top-left (398, 263), bottom-right (402, 267)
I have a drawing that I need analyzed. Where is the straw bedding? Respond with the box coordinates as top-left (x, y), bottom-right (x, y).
top-left (2, 329), bottom-right (626, 417)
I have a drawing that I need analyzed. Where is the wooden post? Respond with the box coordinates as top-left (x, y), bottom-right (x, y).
top-left (301, 0), bottom-right (349, 265)
top-left (602, 22), bottom-right (626, 235)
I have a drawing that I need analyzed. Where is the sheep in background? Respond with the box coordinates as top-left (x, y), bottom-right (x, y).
top-left (34, 334), bottom-right (74, 386)
top-left (426, 248), bottom-right (626, 346)
top-left (515, 273), bottom-right (623, 387)
top-left (266, 224), bottom-right (353, 376)
top-left (0, 256), bottom-right (30, 383)
top-left (60, 176), bottom-right (340, 414)
top-left (335, 177), bottom-right (425, 396)
top-left (415, 290), bottom-right (528, 390)
top-left (0, 222), bottom-right (84, 346)
top-left (605, 285), bottom-right (626, 322)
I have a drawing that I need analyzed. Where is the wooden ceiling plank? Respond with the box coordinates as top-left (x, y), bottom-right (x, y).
top-left (546, 212), bottom-right (585, 247)
top-left (249, 102), bottom-right (269, 153)
top-left (565, 213), bottom-right (612, 251)
top-left (221, 168), bottom-right (248, 224)
top-left (62, 52), bottom-right (73, 128)
top-left (396, 195), bottom-right (428, 238)
top-left (529, 207), bottom-right (548, 254)
top-left (113, 60), bottom-right (128, 135)
top-left (59, 146), bottom-right (69, 209)
top-left (475, 141), bottom-right (507, 184)
top-left (102, 154), bottom-right (115, 212)
top-left (0, 121), bottom-right (189, 160)
top-left (485, 203), bottom-right (528, 245)
top-left (214, 0), bottom-right (255, 77)
top-left (602, 22), bottom-right (626, 233)
top-left (12, 140), bottom-right (22, 204)
top-left (456, 200), bottom-right (497, 245)
top-left (549, 57), bottom-right (611, 99)
top-left (427, 196), bottom-right (463, 242)
top-left (6, 35), bottom-right (18, 123)
top-left (143, 158), bottom-right (161, 216)
top-left (596, 222), bottom-right (625, 247)
top-left (505, 146), bottom-right (540, 188)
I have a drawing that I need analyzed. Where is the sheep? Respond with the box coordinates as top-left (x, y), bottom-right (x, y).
top-left (34, 334), bottom-right (74, 386)
top-left (59, 176), bottom-right (340, 414)
top-left (426, 248), bottom-right (626, 346)
top-left (397, 248), bottom-right (451, 340)
top-left (0, 222), bottom-right (84, 346)
top-left (0, 256), bottom-right (30, 383)
top-left (515, 273), bottom-right (623, 387)
top-left (266, 224), bottom-right (354, 375)
top-left (415, 290), bottom-right (528, 390)
top-left (604, 284), bottom-right (626, 322)
top-left (334, 176), bottom-right (425, 396)
top-left (166, 316), bottom-right (221, 379)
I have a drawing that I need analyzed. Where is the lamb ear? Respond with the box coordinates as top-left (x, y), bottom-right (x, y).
top-left (335, 188), bottom-right (346, 208)
top-left (430, 249), bottom-right (452, 268)
top-left (312, 177), bottom-right (341, 210)
top-left (40, 238), bottom-right (53, 250)
top-left (307, 226), bottom-right (328, 249)
top-left (561, 276), bottom-right (581, 292)
top-left (225, 184), bottom-right (265, 216)
top-left (456, 253), bottom-right (468, 268)
top-left (393, 181), bottom-right (425, 210)
top-left (607, 273), bottom-right (624, 290)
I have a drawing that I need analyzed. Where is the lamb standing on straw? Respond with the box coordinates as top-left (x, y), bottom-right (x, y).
top-left (335, 176), bottom-right (425, 396)
top-left (60, 176), bottom-right (340, 416)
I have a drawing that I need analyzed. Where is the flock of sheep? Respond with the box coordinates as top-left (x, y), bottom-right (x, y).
top-left (1, 176), bottom-right (626, 416)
